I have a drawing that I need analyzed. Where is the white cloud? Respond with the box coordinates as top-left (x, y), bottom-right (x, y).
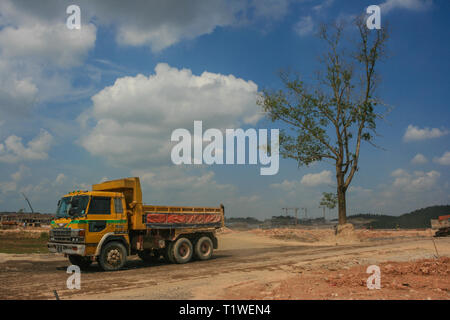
top-left (83, 0), bottom-right (235, 52)
top-left (433, 151), bottom-right (450, 166)
top-left (0, 129), bottom-right (53, 163)
top-left (391, 168), bottom-right (408, 177)
top-left (132, 166), bottom-right (236, 206)
top-left (411, 153), bottom-right (428, 165)
top-left (272, 170), bottom-right (334, 190)
top-left (391, 169), bottom-right (440, 192)
top-left (294, 16), bottom-right (314, 37)
top-left (11, 165), bottom-right (31, 182)
top-left (403, 125), bottom-right (448, 142)
top-left (54, 173), bottom-right (66, 186)
top-left (0, 165), bottom-right (31, 194)
top-left (0, 63), bottom-right (38, 117)
top-left (0, 1), bottom-right (97, 117)
top-left (137, 167), bottom-right (227, 191)
top-left (0, 181), bottom-right (16, 193)
top-left (80, 63), bottom-right (261, 167)
top-left (380, 0), bottom-right (432, 13)
top-left (0, 1), bottom-right (296, 54)
top-left (0, 24), bottom-right (96, 68)
top-left (301, 170), bottom-right (333, 187)
top-left (248, 0), bottom-right (292, 21)
top-left (270, 179), bottom-right (298, 191)
top-left (348, 185), bottom-right (372, 194)
top-left (313, 0), bottom-right (335, 12)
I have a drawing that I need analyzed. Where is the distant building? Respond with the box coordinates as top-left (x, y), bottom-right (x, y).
top-left (0, 212), bottom-right (54, 227)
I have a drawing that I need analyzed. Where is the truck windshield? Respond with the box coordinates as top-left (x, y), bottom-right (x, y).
top-left (56, 196), bottom-right (89, 218)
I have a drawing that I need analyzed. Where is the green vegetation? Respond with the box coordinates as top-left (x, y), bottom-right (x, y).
top-left (0, 231), bottom-right (49, 254)
top-left (226, 205), bottom-right (450, 229)
top-left (348, 205), bottom-right (450, 229)
top-left (225, 217), bottom-right (262, 224)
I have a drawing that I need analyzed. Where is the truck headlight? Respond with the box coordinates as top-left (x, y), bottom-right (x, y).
top-left (70, 229), bottom-right (85, 237)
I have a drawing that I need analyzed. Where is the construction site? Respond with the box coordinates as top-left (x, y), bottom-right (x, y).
top-left (0, 0), bottom-right (448, 305)
top-left (0, 178), bottom-right (448, 300)
top-left (0, 216), bottom-right (449, 300)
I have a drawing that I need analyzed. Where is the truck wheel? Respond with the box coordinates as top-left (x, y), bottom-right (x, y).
top-left (98, 241), bottom-right (127, 271)
top-left (164, 241), bottom-right (175, 263)
top-left (172, 238), bottom-right (193, 264)
top-left (68, 255), bottom-right (92, 270)
top-left (194, 236), bottom-right (213, 260)
top-left (138, 249), bottom-right (161, 263)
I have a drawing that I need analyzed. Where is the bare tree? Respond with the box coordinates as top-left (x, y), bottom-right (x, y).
top-left (259, 18), bottom-right (389, 225)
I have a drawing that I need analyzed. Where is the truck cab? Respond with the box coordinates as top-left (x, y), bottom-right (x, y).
top-left (48, 190), bottom-right (129, 270)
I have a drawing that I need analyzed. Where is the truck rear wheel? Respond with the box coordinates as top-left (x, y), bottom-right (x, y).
top-left (172, 238), bottom-right (193, 264)
top-left (163, 241), bottom-right (175, 263)
top-left (194, 236), bottom-right (213, 260)
top-left (98, 241), bottom-right (127, 271)
top-left (68, 255), bottom-right (92, 270)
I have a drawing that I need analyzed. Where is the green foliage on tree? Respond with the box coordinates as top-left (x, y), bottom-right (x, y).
top-left (320, 192), bottom-right (338, 210)
top-left (259, 18), bottom-right (389, 225)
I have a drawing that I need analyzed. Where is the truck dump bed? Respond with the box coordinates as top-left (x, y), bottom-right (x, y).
top-left (92, 177), bottom-right (224, 230)
top-left (144, 205), bottom-right (224, 229)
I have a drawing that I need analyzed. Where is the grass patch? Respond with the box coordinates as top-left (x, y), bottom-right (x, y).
top-left (0, 231), bottom-right (49, 254)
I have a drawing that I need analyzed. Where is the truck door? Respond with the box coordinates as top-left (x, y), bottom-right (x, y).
top-left (86, 196), bottom-right (114, 245)
top-left (112, 197), bottom-right (128, 234)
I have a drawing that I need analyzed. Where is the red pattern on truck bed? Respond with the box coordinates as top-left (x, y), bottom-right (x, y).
top-left (146, 212), bottom-right (222, 225)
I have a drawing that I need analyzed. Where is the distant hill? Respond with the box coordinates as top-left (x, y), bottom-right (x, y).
top-left (225, 217), bottom-right (262, 224)
top-left (347, 205), bottom-right (450, 229)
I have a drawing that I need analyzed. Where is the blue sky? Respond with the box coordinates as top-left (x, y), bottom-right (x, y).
top-left (0, 0), bottom-right (448, 219)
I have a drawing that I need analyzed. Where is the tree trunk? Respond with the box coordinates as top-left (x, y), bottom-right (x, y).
top-left (336, 171), bottom-right (347, 225)
top-left (337, 187), bottom-right (347, 225)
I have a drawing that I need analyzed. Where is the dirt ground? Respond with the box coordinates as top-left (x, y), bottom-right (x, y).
top-left (0, 227), bottom-right (449, 300)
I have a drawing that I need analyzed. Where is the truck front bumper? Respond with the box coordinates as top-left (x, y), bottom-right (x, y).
top-left (47, 242), bottom-right (86, 255)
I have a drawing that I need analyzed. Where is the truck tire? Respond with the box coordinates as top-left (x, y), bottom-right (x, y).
top-left (194, 236), bottom-right (213, 260)
top-left (138, 249), bottom-right (161, 263)
top-left (163, 241), bottom-right (175, 263)
top-left (98, 241), bottom-right (127, 271)
top-left (171, 238), bottom-right (193, 264)
top-left (68, 255), bottom-right (92, 270)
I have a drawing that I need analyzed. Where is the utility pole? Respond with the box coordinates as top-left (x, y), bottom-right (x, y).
top-left (282, 207), bottom-right (300, 225)
top-left (302, 207), bottom-right (307, 220)
top-left (319, 206), bottom-right (326, 221)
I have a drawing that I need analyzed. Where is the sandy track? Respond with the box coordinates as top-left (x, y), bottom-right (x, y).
top-left (0, 231), bottom-right (448, 300)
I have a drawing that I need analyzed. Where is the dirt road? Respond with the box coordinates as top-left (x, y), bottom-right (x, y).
top-left (0, 230), bottom-right (449, 300)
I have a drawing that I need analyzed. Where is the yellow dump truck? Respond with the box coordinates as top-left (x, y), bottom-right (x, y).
top-left (47, 177), bottom-right (224, 271)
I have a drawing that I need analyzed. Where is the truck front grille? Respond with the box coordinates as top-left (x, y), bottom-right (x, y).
top-left (50, 228), bottom-right (72, 242)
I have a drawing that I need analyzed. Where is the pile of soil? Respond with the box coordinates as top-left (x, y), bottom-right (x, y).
top-left (217, 227), bottom-right (234, 234)
top-left (222, 257), bottom-right (450, 300)
top-left (250, 228), bottom-right (335, 243)
top-left (249, 227), bottom-right (432, 244)
top-left (326, 257), bottom-right (449, 290)
top-left (334, 223), bottom-right (359, 243)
